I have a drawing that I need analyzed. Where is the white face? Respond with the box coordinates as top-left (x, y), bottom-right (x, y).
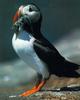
top-left (21, 5), bottom-right (41, 23)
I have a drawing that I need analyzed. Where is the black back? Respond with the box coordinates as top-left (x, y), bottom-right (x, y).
top-left (33, 36), bottom-right (80, 77)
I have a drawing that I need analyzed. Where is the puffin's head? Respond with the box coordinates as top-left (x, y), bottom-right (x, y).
top-left (13, 4), bottom-right (42, 36)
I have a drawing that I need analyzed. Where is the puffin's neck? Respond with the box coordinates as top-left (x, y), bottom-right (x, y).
top-left (22, 17), bottom-right (43, 40)
top-left (31, 30), bottom-right (43, 40)
top-left (24, 25), bottom-right (43, 40)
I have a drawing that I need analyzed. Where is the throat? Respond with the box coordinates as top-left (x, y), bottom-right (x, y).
top-left (17, 30), bottom-right (34, 41)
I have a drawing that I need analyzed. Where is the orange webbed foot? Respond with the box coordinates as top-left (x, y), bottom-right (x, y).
top-left (19, 81), bottom-right (45, 97)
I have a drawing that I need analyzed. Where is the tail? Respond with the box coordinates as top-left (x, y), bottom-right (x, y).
top-left (64, 60), bottom-right (79, 71)
top-left (51, 60), bottom-right (80, 77)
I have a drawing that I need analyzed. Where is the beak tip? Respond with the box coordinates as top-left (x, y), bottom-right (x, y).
top-left (19, 5), bottom-right (24, 12)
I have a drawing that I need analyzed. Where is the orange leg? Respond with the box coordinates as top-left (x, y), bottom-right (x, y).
top-left (19, 81), bottom-right (45, 97)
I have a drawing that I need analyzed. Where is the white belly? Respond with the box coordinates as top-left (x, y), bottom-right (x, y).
top-left (12, 31), bottom-right (49, 79)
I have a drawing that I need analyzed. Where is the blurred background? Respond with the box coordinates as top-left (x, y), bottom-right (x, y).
top-left (0, 0), bottom-right (80, 96)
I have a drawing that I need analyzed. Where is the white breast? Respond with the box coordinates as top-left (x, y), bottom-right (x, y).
top-left (12, 31), bottom-right (49, 79)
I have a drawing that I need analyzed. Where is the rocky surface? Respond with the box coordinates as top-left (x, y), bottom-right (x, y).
top-left (0, 60), bottom-right (80, 100)
top-left (0, 92), bottom-right (80, 100)
top-left (0, 75), bottom-right (80, 100)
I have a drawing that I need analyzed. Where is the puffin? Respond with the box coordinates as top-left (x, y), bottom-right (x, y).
top-left (12, 4), bottom-right (80, 97)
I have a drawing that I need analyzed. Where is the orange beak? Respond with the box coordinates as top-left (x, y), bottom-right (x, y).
top-left (13, 6), bottom-right (24, 23)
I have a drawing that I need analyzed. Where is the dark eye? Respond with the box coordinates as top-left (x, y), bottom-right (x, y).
top-left (29, 7), bottom-right (33, 12)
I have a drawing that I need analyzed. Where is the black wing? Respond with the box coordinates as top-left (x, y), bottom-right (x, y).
top-left (33, 37), bottom-right (80, 77)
